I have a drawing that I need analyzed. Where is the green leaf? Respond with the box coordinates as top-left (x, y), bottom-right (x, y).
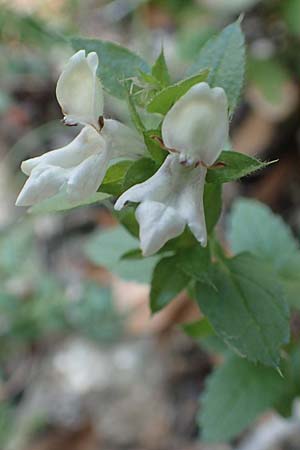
top-left (151, 49), bottom-right (171, 87)
top-left (30, 191), bottom-right (110, 214)
top-left (204, 183), bottom-right (222, 233)
top-left (143, 130), bottom-right (166, 164)
top-left (187, 21), bottom-right (245, 115)
top-left (126, 90), bottom-right (146, 134)
top-left (199, 355), bottom-right (285, 442)
top-left (283, 0), bottom-right (300, 36)
top-left (147, 70), bottom-right (209, 114)
top-left (85, 226), bottom-right (158, 283)
top-left (100, 160), bottom-right (133, 195)
top-left (123, 158), bottom-right (157, 190)
top-left (71, 37), bottom-right (149, 99)
top-left (206, 151), bottom-right (271, 184)
top-left (115, 207), bottom-right (139, 238)
top-left (275, 345), bottom-right (300, 417)
top-left (120, 248), bottom-right (143, 260)
top-left (178, 246), bottom-right (211, 282)
top-left (228, 198), bottom-right (300, 307)
top-left (150, 255), bottom-right (190, 313)
top-left (182, 318), bottom-right (214, 339)
top-left (196, 253), bottom-right (290, 366)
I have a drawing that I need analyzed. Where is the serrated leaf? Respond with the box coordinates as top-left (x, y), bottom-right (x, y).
top-left (196, 253), bottom-right (290, 366)
top-left (100, 160), bottom-right (133, 195)
top-left (206, 151), bottom-right (271, 184)
top-left (123, 158), bottom-right (157, 190)
top-left (147, 70), bottom-right (209, 114)
top-left (199, 355), bottom-right (285, 442)
top-left (71, 37), bottom-right (149, 99)
top-left (187, 21), bottom-right (245, 114)
top-left (30, 190), bottom-right (110, 214)
top-left (85, 226), bottom-right (158, 283)
top-left (151, 49), bottom-right (171, 87)
top-left (228, 198), bottom-right (300, 307)
top-left (150, 255), bottom-right (190, 313)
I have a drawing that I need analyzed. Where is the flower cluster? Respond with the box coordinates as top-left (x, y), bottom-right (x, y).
top-left (16, 50), bottom-right (146, 207)
top-left (16, 50), bottom-right (229, 257)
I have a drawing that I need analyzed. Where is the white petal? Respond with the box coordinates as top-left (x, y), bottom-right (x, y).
top-left (66, 149), bottom-right (110, 201)
top-left (21, 126), bottom-right (105, 176)
top-left (102, 119), bottom-right (146, 159)
top-left (114, 155), bottom-right (173, 210)
top-left (162, 82), bottom-right (229, 166)
top-left (136, 201), bottom-right (186, 256)
top-left (177, 166), bottom-right (207, 246)
top-left (56, 50), bottom-right (103, 130)
top-left (16, 165), bottom-right (68, 206)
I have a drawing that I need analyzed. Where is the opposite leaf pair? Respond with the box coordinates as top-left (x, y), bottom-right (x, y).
top-left (17, 50), bottom-right (229, 256)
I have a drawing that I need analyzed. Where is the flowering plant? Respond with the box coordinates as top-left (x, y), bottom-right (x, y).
top-left (16, 19), bottom-right (300, 442)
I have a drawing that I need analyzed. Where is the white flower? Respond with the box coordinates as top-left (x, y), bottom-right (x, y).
top-left (115, 154), bottom-right (207, 256)
top-left (16, 126), bottom-right (109, 206)
top-left (16, 50), bottom-right (147, 208)
top-left (56, 50), bottom-right (104, 130)
top-left (16, 118), bottom-right (147, 207)
top-left (161, 82), bottom-right (229, 166)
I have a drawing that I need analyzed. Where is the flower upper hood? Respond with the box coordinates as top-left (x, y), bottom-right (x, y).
top-left (56, 50), bottom-right (104, 130)
top-left (161, 82), bottom-right (229, 166)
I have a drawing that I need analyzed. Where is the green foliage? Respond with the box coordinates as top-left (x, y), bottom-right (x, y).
top-left (100, 161), bottom-right (133, 195)
top-left (196, 253), bottom-right (290, 366)
top-left (147, 70), bottom-right (209, 114)
top-left (151, 49), bottom-right (171, 87)
top-left (199, 355), bottom-right (285, 442)
top-left (178, 246), bottom-right (210, 281)
top-left (85, 226), bottom-right (158, 283)
top-left (143, 130), bottom-right (166, 164)
top-left (123, 158), bottom-right (157, 190)
top-left (283, 0), bottom-right (300, 36)
top-left (203, 183), bottom-right (222, 233)
top-left (71, 37), bottom-right (149, 99)
top-left (182, 318), bottom-right (214, 339)
top-left (126, 90), bottom-right (146, 133)
top-left (206, 151), bottom-right (272, 184)
top-left (188, 20), bottom-right (245, 114)
top-left (150, 255), bottom-right (190, 312)
top-left (228, 199), bottom-right (300, 307)
top-left (275, 345), bottom-right (300, 416)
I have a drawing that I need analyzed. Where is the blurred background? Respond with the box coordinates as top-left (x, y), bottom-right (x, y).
top-left (0, 0), bottom-right (300, 449)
